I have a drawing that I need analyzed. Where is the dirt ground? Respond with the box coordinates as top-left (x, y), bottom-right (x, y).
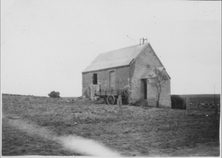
top-left (2, 94), bottom-right (220, 156)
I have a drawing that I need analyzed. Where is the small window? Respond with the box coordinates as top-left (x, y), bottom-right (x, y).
top-left (93, 73), bottom-right (97, 84)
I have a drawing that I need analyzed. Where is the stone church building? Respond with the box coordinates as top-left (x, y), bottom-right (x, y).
top-left (82, 42), bottom-right (171, 107)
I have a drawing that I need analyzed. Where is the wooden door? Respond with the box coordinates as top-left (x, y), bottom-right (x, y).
top-left (109, 71), bottom-right (115, 89)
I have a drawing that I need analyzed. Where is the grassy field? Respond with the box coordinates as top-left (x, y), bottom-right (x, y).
top-left (2, 94), bottom-right (220, 156)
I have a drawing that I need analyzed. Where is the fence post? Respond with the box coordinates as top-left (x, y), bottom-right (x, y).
top-left (215, 102), bottom-right (218, 116)
top-left (90, 84), bottom-right (94, 100)
top-left (186, 97), bottom-right (190, 115)
top-left (117, 95), bottom-right (123, 116)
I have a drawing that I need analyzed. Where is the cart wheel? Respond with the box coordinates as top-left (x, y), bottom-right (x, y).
top-left (107, 95), bottom-right (115, 105)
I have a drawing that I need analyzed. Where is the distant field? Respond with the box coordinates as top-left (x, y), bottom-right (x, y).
top-left (2, 94), bottom-right (220, 156)
top-left (174, 94), bottom-right (220, 103)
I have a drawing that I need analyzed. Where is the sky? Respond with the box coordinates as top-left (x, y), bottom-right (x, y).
top-left (1, 0), bottom-right (221, 97)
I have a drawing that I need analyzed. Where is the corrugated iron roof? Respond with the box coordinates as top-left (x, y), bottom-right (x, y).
top-left (82, 44), bottom-right (148, 73)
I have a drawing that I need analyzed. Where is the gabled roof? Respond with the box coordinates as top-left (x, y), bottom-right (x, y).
top-left (82, 44), bottom-right (148, 73)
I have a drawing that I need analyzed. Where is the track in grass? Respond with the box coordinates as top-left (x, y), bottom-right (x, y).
top-left (3, 115), bottom-right (120, 156)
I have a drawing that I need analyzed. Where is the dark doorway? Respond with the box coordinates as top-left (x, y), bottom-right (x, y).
top-left (93, 73), bottom-right (97, 84)
top-left (142, 79), bottom-right (147, 99)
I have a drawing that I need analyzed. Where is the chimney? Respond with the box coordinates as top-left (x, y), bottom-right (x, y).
top-left (140, 38), bottom-right (147, 45)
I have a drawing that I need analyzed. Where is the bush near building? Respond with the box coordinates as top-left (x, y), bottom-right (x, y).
top-left (171, 95), bottom-right (185, 109)
top-left (48, 91), bottom-right (60, 98)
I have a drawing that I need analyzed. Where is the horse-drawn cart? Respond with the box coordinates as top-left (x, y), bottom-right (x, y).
top-left (94, 89), bottom-right (128, 105)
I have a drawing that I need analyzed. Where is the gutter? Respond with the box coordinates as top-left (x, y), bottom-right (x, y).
top-left (82, 65), bottom-right (130, 74)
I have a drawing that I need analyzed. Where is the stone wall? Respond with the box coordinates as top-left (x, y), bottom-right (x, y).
top-left (82, 66), bottom-right (130, 98)
top-left (129, 44), bottom-right (171, 107)
top-left (147, 79), bottom-right (171, 107)
top-left (130, 44), bottom-right (162, 100)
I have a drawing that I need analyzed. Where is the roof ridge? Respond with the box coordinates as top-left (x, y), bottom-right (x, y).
top-left (100, 43), bottom-right (147, 55)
